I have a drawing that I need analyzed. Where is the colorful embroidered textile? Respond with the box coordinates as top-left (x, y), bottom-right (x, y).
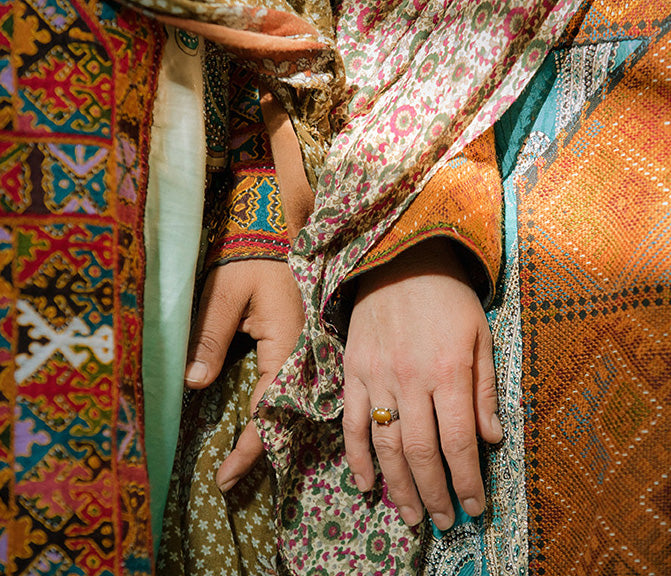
top-left (0, 0), bottom-right (163, 573)
top-left (205, 64), bottom-right (290, 268)
top-left (512, 5), bottom-right (671, 573)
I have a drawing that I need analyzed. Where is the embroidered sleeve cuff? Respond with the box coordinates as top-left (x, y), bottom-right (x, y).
top-left (204, 64), bottom-right (290, 268)
top-left (206, 232), bottom-right (290, 267)
top-left (204, 169), bottom-right (290, 268)
top-left (347, 128), bottom-right (503, 308)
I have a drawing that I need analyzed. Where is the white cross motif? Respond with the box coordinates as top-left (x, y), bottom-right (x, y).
top-left (15, 299), bottom-right (114, 384)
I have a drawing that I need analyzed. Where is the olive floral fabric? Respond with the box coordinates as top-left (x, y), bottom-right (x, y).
top-left (158, 348), bottom-right (279, 576)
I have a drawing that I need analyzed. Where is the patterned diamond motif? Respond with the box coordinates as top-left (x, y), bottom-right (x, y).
top-left (0, 0), bottom-right (162, 573)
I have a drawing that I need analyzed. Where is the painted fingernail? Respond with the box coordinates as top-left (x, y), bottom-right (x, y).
top-left (353, 474), bottom-right (368, 492)
top-left (463, 497), bottom-right (484, 517)
top-left (399, 506), bottom-right (422, 526)
top-left (431, 513), bottom-right (454, 531)
top-left (491, 413), bottom-right (503, 440)
top-left (185, 361), bottom-right (207, 385)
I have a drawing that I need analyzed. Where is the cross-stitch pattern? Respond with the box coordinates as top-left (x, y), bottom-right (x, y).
top-left (0, 0), bottom-right (163, 573)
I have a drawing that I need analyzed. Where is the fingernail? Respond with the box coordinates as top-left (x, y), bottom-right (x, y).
top-left (431, 512), bottom-right (454, 531)
top-left (491, 413), bottom-right (503, 440)
top-left (353, 474), bottom-right (368, 492)
top-left (463, 497), bottom-right (484, 517)
top-left (185, 361), bottom-right (207, 385)
top-left (218, 476), bottom-right (239, 493)
top-left (399, 506), bottom-right (422, 526)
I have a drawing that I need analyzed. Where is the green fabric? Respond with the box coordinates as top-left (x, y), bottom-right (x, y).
top-left (142, 28), bottom-right (206, 554)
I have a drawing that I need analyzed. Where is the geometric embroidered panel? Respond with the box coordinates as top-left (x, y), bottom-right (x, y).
top-left (518, 4), bottom-right (671, 574)
top-left (0, 0), bottom-right (163, 573)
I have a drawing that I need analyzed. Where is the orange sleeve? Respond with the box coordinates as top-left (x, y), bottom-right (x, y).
top-left (348, 128), bottom-right (503, 307)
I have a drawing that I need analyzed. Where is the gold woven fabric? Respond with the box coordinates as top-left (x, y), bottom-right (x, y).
top-left (517, 4), bottom-right (671, 572)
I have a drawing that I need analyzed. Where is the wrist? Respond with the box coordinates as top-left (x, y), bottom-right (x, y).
top-left (357, 238), bottom-right (470, 296)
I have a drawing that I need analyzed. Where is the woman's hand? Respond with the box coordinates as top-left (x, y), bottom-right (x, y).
top-left (343, 238), bottom-right (502, 531)
top-left (184, 259), bottom-right (305, 491)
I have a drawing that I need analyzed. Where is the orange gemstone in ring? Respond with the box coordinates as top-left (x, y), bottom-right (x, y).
top-left (370, 407), bottom-right (399, 425)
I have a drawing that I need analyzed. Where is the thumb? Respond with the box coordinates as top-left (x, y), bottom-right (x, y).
top-left (185, 266), bottom-right (248, 389)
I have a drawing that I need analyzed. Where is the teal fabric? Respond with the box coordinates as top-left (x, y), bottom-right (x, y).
top-left (496, 38), bottom-right (641, 182)
top-left (143, 29), bottom-right (205, 554)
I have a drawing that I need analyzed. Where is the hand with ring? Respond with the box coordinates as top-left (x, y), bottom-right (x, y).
top-left (343, 238), bottom-right (503, 531)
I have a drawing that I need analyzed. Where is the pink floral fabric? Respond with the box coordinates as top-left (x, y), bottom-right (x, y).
top-left (253, 1), bottom-right (582, 574)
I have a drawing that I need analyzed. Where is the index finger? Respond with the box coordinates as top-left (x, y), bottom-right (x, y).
top-left (216, 420), bottom-right (265, 492)
top-left (185, 266), bottom-right (247, 389)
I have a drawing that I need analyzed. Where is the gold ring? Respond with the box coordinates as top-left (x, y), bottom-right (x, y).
top-left (370, 407), bottom-right (400, 426)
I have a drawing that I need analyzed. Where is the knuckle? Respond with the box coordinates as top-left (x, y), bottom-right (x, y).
top-left (423, 496), bottom-right (451, 518)
top-left (455, 478), bottom-right (482, 499)
top-left (479, 376), bottom-right (498, 398)
top-left (344, 443), bottom-right (368, 471)
top-left (389, 354), bottom-right (418, 383)
top-left (344, 349), bottom-right (381, 382)
top-left (189, 331), bottom-right (225, 360)
top-left (341, 411), bottom-right (365, 440)
top-left (344, 452), bottom-right (364, 472)
top-left (433, 356), bottom-right (471, 382)
top-left (403, 438), bottom-right (438, 467)
top-left (478, 327), bottom-right (494, 351)
top-left (343, 346), bottom-right (356, 369)
top-left (441, 427), bottom-right (476, 458)
top-left (386, 478), bottom-right (417, 505)
top-left (451, 475), bottom-right (484, 505)
top-left (343, 351), bottom-right (364, 378)
top-left (372, 433), bottom-right (404, 460)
